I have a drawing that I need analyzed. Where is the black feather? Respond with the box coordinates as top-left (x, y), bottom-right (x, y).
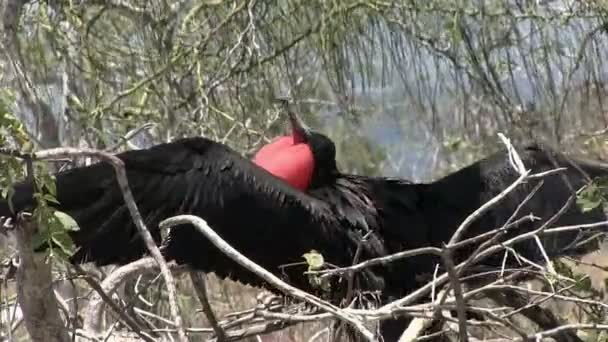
top-left (0, 137), bottom-right (389, 297)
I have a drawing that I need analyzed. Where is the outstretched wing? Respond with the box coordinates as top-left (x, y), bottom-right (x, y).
top-left (1, 137), bottom-right (387, 291)
top-left (422, 144), bottom-right (608, 263)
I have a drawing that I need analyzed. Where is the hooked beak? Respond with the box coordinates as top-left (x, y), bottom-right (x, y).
top-left (288, 110), bottom-right (312, 143)
top-left (274, 97), bottom-right (312, 142)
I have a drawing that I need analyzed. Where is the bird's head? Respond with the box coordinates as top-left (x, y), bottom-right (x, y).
top-left (252, 107), bottom-right (338, 191)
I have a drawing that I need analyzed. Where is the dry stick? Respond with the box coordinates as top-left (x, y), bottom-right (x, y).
top-left (402, 270), bottom-right (607, 341)
top-left (1, 147), bottom-right (188, 342)
top-left (84, 257), bottom-right (186, 336)
top-left (314, 172), bottom-right (582, 339)
top-left (315, 246), bottom-right (442, 279)
top-left (2, 257), bottom-right (22, 339)
top-left (375, 195), bottom-right (580, 320)
top-left (189, 271), bottom-right (227, 341)
top-left (398, 288), bottom-right (448, 342)
top-left (409, 138), bottom-right (529, 340)
top-left (159, 215), bottom-right (377, 342)
top-left (74, 262), bottom-right (156, 341)
top-left (398, 177), bottom-right (532, 339)
top-left (313, 214), bottom-right (536, 281)
top-left (481, 284), bottom-right (608, 310)
top-left (446, 134), bottom-right (528, 248)
top-left (427, 213), bottom-right (526, 341)
top-left (439, 248), bottom-right (468, 342)
top-left (448, 169), bottom-right (531, 246)
top-left (344, 209), bottom-right (599, 322)
top-left (152, 320), bottom-right (297, 342)
top-left (448, 196), bottom-right (574, 340)
top-left (105, 123), bottom-right (156, 152)
top-left (475, 323), bottom-right (608, 342)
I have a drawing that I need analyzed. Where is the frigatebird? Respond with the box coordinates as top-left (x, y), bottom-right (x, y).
top-left (0, 114), bottom-right (392, 300)
top-left (0, 107), bottom-right (606, 341)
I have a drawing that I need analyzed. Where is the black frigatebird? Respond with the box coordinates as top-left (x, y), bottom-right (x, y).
top-left (1, 107), bottom-right (606, 341)
top-left (0, 114), bottom-right (391, 299)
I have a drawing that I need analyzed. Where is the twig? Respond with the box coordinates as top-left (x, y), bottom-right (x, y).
top-left (399, 289), bottom-right (448, 342)
top-left (312, 214), bottom-right (539, 281)
top-left (313, 246), bottom-right (442, 279)
top-left (498, 133), bottom-right (526, 175)
top-left (106, 123), bottom-right (156, 152)
top-left (440, 248), bottom-right (468, 342)
top-left (159, 215), bottom-right (377, 341)
top-left (481, 284), bottom-right (608, 310)
top-left (83, 257), bottom-right (185, 337)
top-left (72, 263), bottom-right (155, 342)
top-left (308, 327), bottom-right (330, 342)
top-left (378, 195), bottom-right (578, 318)
top-left (449, 135), bottom-right (531, 245)
top-left (448, 169), bottom-right (531, 245)
top-left (189, 271), bottom-right (226, 341)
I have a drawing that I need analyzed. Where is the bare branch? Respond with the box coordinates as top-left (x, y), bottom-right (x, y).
top-left (439, 248), bottom-right (468, 342)
top-left (189, 271), bottom-right (226, 341)
top-left (159, 215), bottom-right (378, 341)
top-left (398, 288), bottom-right (448, 342)
top-left (448, 168), bottom-right (530, 245)
top-left (83, 257), bottom-right (185, 338)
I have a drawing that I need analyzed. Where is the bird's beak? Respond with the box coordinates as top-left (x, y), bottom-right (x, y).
top-left (274, 96), bottom-right (312, 143)
top-left (288, 110), bottom-right (312, 143)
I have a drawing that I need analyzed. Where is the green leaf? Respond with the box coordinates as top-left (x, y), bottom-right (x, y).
top-left (43, 194), bottom-right (60, 205)
top-left (576, 183), bottom-right (603, 213)
top-left (51, 230), bottom-right (77, 256)
top-left (302, 250), bottom-right (324, 270)
top-left (574, 275), bottom-right (592, 292)
top-left (45, 176), bottom-right (57, 197)
top-left (53, 210), bottom-right (80, 231)
top-left (307, 274), bottom-right (331, 292)
top-left (31, 228), bottom-right (51, 251)
top-left (21, 141), bottom-right (34, 153)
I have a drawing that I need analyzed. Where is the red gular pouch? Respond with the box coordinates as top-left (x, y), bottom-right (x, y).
top-left (252, 136), bottom-right (315, 191)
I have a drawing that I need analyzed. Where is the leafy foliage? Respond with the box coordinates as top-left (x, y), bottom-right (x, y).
top-left (576, 177), bottom-right (608, 213)
top-left (303, 250), bottom-right (331, 292)
top-left (302, 250), bottom-right (325, 271)
top-left (0, 92), bottom-right (80, 259)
